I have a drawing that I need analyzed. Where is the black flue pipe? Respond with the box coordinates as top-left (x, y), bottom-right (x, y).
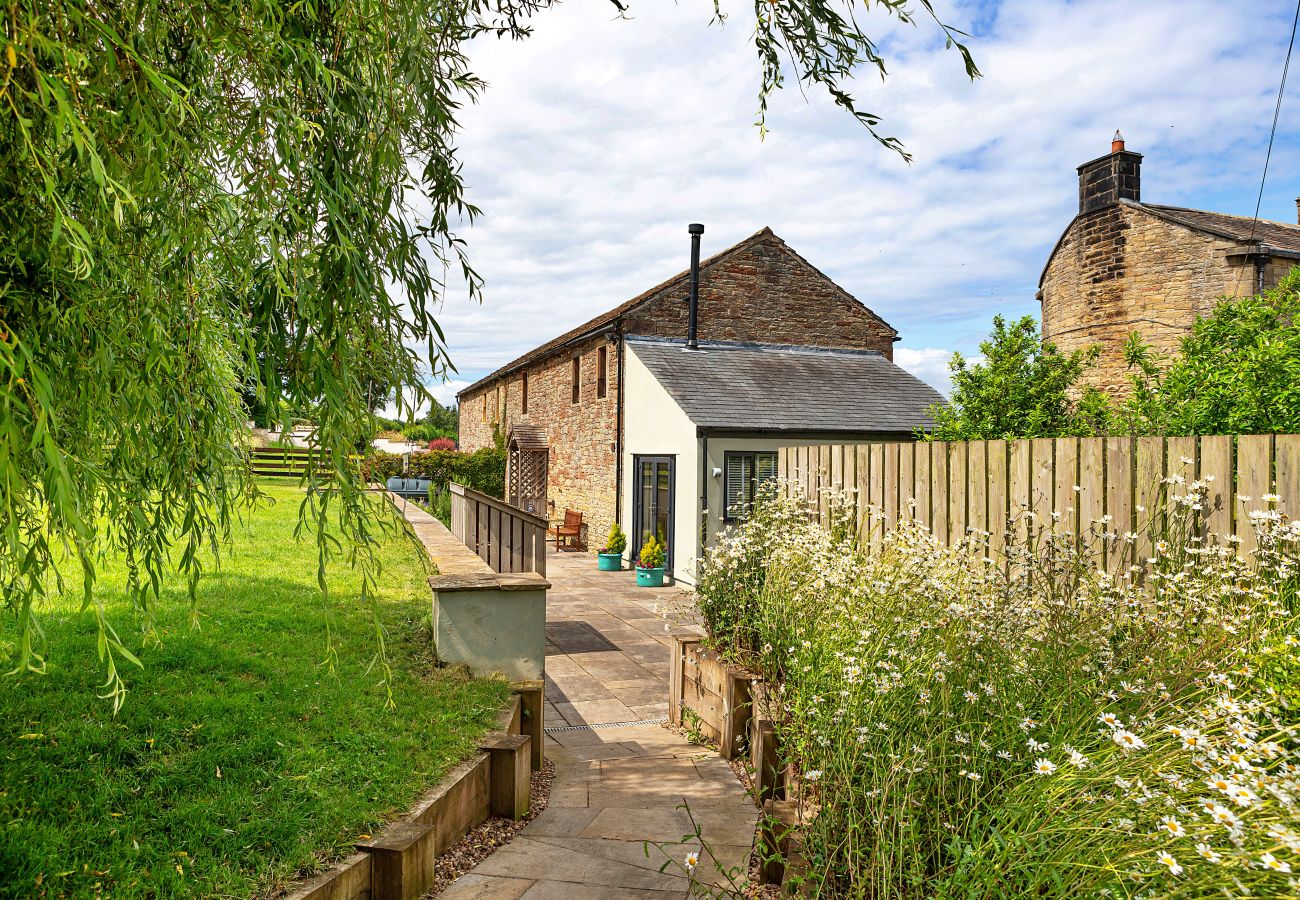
top-left (686, 223), bottom-right (704, 350)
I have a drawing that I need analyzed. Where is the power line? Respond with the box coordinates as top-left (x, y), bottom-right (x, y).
top-left (1246, 0), bottom-right (1300, 245)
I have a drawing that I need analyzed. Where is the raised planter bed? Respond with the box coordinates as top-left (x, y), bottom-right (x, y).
top-left (667, 633), bottom-right (752, 761)
top-left (667, 633), bottom-right (811, 890)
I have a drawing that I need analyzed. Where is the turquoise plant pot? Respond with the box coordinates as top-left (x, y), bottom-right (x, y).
top-left (635, 566), bottom-right (665, 587)
top-left (597, 552), bottom-right (623, 571)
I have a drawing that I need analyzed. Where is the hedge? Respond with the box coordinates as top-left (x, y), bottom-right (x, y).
top-left (362, 447), bottom-right (506, 500)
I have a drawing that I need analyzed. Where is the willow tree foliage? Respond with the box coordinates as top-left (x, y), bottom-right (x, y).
top-left (1, 1), bottom-right (977, 705)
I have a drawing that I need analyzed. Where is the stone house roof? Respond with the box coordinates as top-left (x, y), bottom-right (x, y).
top-left (627, 335), bottom-right (944, 434)
top-left (1038, 199), bottom-right (1300, 289)
top-left (457, 227), bottom-right (897, 398)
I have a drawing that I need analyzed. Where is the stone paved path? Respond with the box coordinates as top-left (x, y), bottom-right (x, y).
top-left (441, 550), bottom-right (757, 899)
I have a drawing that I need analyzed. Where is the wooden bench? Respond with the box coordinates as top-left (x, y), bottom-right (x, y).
top-left (553, 509), bottom-right (587, 552)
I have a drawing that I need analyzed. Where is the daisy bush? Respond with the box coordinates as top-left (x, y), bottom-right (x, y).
top-left (696, 476), bottom-right (1300, 898)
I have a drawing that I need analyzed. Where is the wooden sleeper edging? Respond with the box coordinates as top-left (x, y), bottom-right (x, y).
top-left (281, 687), bottom-right (537, 900)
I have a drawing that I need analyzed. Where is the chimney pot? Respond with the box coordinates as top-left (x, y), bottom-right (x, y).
top-left (1295, 197), bottom-right (1299, 226)
top-left (1112, 130), bottom-right (1125, 153)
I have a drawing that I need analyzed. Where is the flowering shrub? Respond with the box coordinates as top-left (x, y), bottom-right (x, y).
top-left (697, 478), bottom-right (1300, 896)
top-left (639, 534), bottom-right (666, 570)
top-left (600, 522), bottom-right (627, 556)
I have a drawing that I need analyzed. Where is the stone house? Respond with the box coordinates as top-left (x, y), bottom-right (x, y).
top-left (457, 226), bottom-right (940, 581)
top-left (1038, 133), bottom-right (1300, 394)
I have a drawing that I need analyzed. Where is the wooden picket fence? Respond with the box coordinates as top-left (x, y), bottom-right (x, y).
top-left (778, 434), bottom-right (1300, 566)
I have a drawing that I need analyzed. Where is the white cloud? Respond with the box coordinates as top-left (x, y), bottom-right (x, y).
top-left (894, 347), bottom-right (956, 396)
top-left (411, 0), bottom-right (1300, 389)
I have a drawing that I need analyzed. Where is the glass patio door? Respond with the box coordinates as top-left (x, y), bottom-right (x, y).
top-left (633, 455), bottom-right (674, 571)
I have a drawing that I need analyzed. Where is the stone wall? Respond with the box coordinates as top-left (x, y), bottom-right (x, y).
top-left (1040, 205), bottom-right (1285, 395)
top-left (458, 231), bottom-right (898, 541)
top-left (622, 233), bottom-right (897, 359)
top-left (460, 334), bottom-right (620, 543)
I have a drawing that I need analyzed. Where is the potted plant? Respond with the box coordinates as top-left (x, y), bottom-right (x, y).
top-left (635, 534), bottom-right (667, 587)
top-left (596, 522), bottom-right (627, 571)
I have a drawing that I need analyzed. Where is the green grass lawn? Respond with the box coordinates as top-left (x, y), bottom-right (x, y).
top-left (0, 481), bottom-right (511, 899)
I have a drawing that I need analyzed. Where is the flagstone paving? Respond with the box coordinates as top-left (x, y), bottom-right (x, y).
top-left (440, 550), bottom-right (757, 899)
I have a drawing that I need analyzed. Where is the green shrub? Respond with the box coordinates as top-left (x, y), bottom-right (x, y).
top-left (362, 447), bottom-right (505, 500)
top-left (638, 534), bottom-right (666, 569)
top-left (697, 481), bottom-right (1300, 896)
top-left (601, 522), bottom-right (627, 555)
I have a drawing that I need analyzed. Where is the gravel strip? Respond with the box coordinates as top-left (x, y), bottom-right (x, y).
top-left (422, 759), bottom-right (555, 897)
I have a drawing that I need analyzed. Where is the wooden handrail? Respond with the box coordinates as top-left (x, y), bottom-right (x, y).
top-left (449, 482), bottom-right (548, 576)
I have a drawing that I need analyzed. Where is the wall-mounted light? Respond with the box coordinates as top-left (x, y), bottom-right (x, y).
top-left (711, 466), bottom-right (722, 478)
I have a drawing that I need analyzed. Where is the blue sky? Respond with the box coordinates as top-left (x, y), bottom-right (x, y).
top-left (407, 0), bottom-right (1300, 407)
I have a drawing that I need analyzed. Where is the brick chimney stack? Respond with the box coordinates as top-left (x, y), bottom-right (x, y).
top-left (1295, 197), bottom-right (1299, 225)
top-left (1077, 131), bottom-right (1142, 214)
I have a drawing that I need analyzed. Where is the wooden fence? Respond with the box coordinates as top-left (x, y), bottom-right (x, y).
top-left (449, 482), bottom-right (548, 576)
top-left (778, 434), bottom-right (1300, 565)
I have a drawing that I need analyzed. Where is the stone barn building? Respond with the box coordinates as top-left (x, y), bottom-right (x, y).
top-left (1038, 133), bottom-right (1300, 394)
top-left (457, 226), bottom-right (941, 581)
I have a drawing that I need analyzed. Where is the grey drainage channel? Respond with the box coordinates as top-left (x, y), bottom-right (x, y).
top-left (545, 716), bottom-right (668, 734)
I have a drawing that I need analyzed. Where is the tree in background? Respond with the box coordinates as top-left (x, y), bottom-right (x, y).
top-left (1121, 269), bottom-right (1300, 435)
top-left (423, 399), bottom-right (459, 442)
top-left (929, 316), bottom-right (1111, 441)
top-left (2, 0), bottom-right (977, 702)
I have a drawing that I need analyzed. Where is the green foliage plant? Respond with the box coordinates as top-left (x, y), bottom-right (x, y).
top-left (0, 481), bottom-right (508, 898)
top-left (695, 479), bottom-right (1300, 895)
top-left (928, 315), bottom-right (1112, 441)
top-left (0, 0), bottom-right (977, 702)
top-left (1121, 268), bottom-right (1300, 435)
top-left (601, 522), bottom-right (628, 556)
top-left (364, 447), bottom-right (505, 500)
top-left (638, 534), bottom-right (666, 570)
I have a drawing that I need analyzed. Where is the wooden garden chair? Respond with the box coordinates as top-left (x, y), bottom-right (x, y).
top-left (554, 509), bottom-right (587, 551)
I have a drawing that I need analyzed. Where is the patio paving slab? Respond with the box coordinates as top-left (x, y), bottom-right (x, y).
top-left (438, 549), bottom-right (753, 900)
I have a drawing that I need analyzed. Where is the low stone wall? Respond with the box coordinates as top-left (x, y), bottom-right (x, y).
top-left (284, 689), bottom-right (540, 900)
top-left (390, 493), bottom-right (548, 682)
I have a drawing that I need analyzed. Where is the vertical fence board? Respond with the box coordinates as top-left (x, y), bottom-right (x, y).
top-left (1078, 438), bottom-right (1105, 566)
top-left (1198, 435), bottom-right (1233, 545)
top-left (883, 443), bottom-right (900, 528)
top-left (1009, 439), bottom-right (1031, 546)
top-left (1275, 434), bottom-right (1300, 521)
top-left (948, 441), bottom-right (968, 545)
top-left (855, 445), bottom-right (871, 541)
top-left (1030, 438), bottom-right (1055, 542)
top-left (931, 443), bottom-right (949, 547)
top-left (1166, 437), bottom-right (1198, 484)
top-left (898, 443), bottom-right (916, 520)
top-left (967, 441), bottom-right (988, 542)
top-left (1238, 434), bottom-right (1273, 555)
top-left (869, 443), bottom-right (885, 549)
top-left (831, 444), bottom-right (845, 515)
top-left (1105, 437), bottom-right (1134, 575)
top-left (914, 442), bottom-right (932, 531)
top-left (1135, 436), bottom-right (1166, 563)
top-left (843, 443), bottom-right (858, 525)
top-left (987, 440), bottom-right (1008, 558)
top-left (1053, 437), bottom-right (1080, 539)
top-left (817, 445), bottom-right (831, 526)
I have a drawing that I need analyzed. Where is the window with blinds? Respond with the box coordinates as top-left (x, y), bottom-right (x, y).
top-left (724, 451), bottom-right (778, 520)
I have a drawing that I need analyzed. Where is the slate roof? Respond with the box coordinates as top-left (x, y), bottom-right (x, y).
top-left (1136, 203), bottom-right (1300, 255)
top-left (627, 335), bottom-right (945, 434)
top-left (1040, 200), bottom-right (1300, 287)
top-left (457, 227), bottom-right (896, 398)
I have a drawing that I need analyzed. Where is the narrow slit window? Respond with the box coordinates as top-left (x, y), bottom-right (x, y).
top-left (571, 356), bottom-right (580, 404)
top-left (597, 346), bottom-right (608, 399)
top-left (522, 372), bottom-right (529, 414)
top-left (481, 393), bottom-right (487, 423)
